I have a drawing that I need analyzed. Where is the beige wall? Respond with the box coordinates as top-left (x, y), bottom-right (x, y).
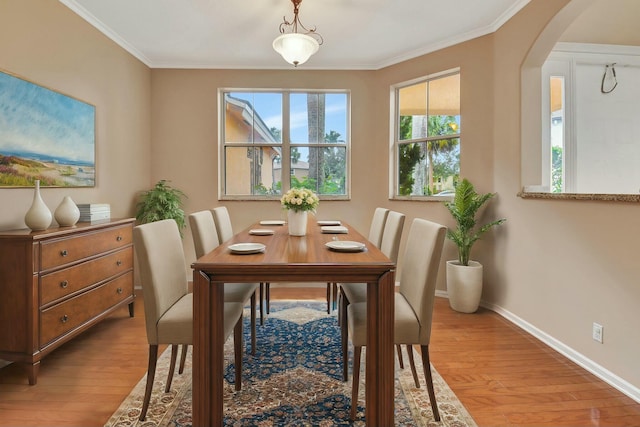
top-left (150, 69), bottom-right (383, 266)
top-left (494, 0), bottom-right (640, 393)
top-left (0, 0), bottom-right (151, 230)
top-left (1, 0), bottom-right (637, 399)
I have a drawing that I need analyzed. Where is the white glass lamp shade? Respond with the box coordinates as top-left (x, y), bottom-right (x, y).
top-left (273, 33), bottom-right (319, 66)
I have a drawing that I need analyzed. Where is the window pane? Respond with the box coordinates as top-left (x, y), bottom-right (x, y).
top-left (222, 90), bottom-right (349, 199)
top-left (550, 76), bottom-right (564, 193)
top-left (225, 146), bottom-right (282, 195)
top-left (398, 82), bottom-right (427, 141)
top-left (428, 74), bottom-right (460, 117)
top-left (290, 146), bottom-right (347, 195)
top-left (394, 71), bottom-right (460, 199)
top-left (290, 93), bottom-right (348, 144)
top-left (432, 139), bottom-right (460, 194)
top-left (225, 92), bottom-right (282, 143)
top-left (398, 142), bottom-right (427, 196)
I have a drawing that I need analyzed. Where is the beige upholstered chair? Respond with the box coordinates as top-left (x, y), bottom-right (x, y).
top-left (367, 207), bottom-right (390, 248)
top-left (339, 209), bottom-right (403, 379)
top-left (346, 218), bottom-right (446, 421)
top-left (329, 207), bottom-right (390, 314)
top-left (133, 219), bottom-right (244, 421)
top-left (213, 206), bottom-right (270, 323)
top-left (189, 210), bottom-right (259, 354)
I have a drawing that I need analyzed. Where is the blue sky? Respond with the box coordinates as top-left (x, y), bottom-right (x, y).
top-left (0, 71), bottom-right (95, 164)
top-left (230, 92), bottom-right (347, 143)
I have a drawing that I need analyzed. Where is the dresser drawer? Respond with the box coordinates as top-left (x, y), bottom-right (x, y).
top-left (40, 272), bottom-right (133, 346)
top-left (40, 247), bottom-right (133, 306)
top-left (40, 225), bottom-right (132, 270)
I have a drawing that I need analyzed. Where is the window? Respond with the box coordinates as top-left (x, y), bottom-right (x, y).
top-left (539, 45), bottom-right (640, 195)
top-left (391, 70), bottom-right (460, 198)
top-left (220, 90), bottom-right (349, 199)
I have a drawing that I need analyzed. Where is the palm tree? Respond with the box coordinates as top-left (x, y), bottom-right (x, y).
top-left (426, 115), bottom-right (459, 192)
top-left (307, 94), bottom-right (325, 192)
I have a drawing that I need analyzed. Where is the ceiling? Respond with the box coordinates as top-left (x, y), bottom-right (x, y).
top-left (59, 0), bottom-right (531, 70)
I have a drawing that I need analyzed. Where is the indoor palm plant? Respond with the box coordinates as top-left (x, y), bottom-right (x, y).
top-left (135, 179), bottom-right (187, 236)
top-left (443, 178), bottom-right (505, 313)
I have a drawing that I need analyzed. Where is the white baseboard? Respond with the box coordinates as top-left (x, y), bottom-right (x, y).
top-left (435, 290), bottom-right (640, 404)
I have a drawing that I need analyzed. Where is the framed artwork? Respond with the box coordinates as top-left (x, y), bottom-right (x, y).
top-left (0, 69), bottom-right (96, 187)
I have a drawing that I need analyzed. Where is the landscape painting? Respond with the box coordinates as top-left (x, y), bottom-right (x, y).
top-left (0, 70), bottom-right (95, 187)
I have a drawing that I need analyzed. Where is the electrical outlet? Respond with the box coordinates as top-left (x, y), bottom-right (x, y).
top-left (592, 322), bottom-right (603, 343)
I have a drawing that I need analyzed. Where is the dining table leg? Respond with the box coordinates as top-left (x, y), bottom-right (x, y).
top-left (366, 270), bottom-right (396, 426)
top-left (192, 270), bottom-right (225, 427)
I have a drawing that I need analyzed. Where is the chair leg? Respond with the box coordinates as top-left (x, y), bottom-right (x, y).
top-left (340, 290), bottom-right (349, 382)
top-left (250, 292), bottom-right (257, 355)
top-left (165, 344), bottom-right (179, 392)
top-left (406, 344), bottom-right (420, 388)
top-left (259, 283), bottom-right (265, 325)
top-left (326, 282), bottom-right (332, 314)
top-left (350, 346), bottom-right (362, 421)
top-left (234, 316), bottom-right (243, 391)
top-left (332, 283), bottom-right (338, 311)
top-left (420, 345), bottom-right (440, 422)
top-left (139, 345), bottom-right (158, 421)
top-left (337, 287), bottom-right (342, 325)
top-left (396, 344), bottom-right (404, 369)
top-left (178, 344), bottom-right (188, 374)
top-left (266, 283), bottom-right (271, 314)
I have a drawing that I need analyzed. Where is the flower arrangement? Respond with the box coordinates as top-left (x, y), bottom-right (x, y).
top-left (281, 187), bottom-right (320, 213)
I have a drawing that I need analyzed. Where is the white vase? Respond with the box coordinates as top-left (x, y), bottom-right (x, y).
top-left (446, 260), bottom-right (483, 313)
top-left (54, 196), bottom-right (80, 227)
top-left (24, 180), bottom-right (52, 231)
top-left (287, 210), bottom-right (308, 236)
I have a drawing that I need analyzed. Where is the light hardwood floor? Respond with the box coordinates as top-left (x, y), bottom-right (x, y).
top-left (0, 286), bottom-right (638, 426)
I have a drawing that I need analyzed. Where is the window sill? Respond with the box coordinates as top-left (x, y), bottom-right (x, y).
top-left (518, 190), bottom-right (640, 203)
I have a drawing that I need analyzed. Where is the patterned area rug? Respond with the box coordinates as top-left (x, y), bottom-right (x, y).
top-left (105, 301), bottom-right (476, 426)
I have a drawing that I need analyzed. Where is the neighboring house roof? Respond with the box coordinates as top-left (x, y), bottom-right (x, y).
top-left (273, 160), bottom-right (309, 171)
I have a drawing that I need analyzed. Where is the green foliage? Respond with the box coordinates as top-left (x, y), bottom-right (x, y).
top-left (135, 180), bottom-right (187, 237)
top-left (254, 181), bottom-right (281, 195)
top-left (443, 178), bottom-right (506, 266)
top-left (399, 143), bottom-right (424, 196)
top-left (551, 145), bottom-right (563, 193)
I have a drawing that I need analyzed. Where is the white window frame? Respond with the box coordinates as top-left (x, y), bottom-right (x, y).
top-left (219, 89), bottom-right (351, 201)
top-left (389, 68), bottom-right (461, 200)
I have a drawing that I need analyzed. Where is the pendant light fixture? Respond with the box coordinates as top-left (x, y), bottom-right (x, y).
top-left (273, 0), bottom-right (323, 67)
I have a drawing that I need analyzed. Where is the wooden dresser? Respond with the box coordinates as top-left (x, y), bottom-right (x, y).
top-left (0, 218), bottom-right (135, 385)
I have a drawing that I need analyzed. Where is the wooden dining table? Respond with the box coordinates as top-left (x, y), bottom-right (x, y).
top-left (191, 218), bottom-right (396, 426)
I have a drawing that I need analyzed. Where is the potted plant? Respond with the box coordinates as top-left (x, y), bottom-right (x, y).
top-left (280, 187), bottom-right (319, 236)
top-left (135, 179), bottom-right (187, 237)
top-left (443, 178), bottom-right (506, 313)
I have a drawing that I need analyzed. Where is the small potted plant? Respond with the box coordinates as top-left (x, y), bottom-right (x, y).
top-left (281, 187), bottom-right (319, 236)
top-left (135, 180), bottom-right (187, 237)
top-left (443, 178), bottom-right (505, 313)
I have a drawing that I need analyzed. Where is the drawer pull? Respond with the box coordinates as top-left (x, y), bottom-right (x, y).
top-left (60, 250), bottom-right (68, 257)
top-left (61, 315), bottom-right (68, 323)
top-left (116, 260), bottom-right (122, 266)
top-left (116, 236), bottom-right (123, 242)
top-left (60, 280), bottom-right (69, 288)
top-left (117, 287), bottom-right (123, 294)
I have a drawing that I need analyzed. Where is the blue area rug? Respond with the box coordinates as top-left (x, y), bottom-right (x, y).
top-left (105, 300), bottom-right (476, 426)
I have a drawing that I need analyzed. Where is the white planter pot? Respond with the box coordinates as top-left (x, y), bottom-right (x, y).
top-left (446, 260), bottom-right (483, 313)
top-left (287, 210), bottom-right (308, 236)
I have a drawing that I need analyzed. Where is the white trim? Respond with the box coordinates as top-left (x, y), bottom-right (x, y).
top-left (554, 42), bottom-right (640, 57)
top-left (435, 291), bottom-right (640, 403)
top-left (58, 0), bottom-right (153, 66)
